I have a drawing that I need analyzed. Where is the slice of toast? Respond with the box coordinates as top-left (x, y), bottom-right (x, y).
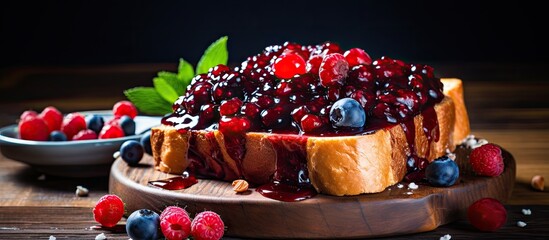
top-left (151, 78), bottom-right (470, 196)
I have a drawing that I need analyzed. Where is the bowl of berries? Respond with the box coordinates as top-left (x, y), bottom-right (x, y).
top-left (0, 101), bottom-right (161, 177)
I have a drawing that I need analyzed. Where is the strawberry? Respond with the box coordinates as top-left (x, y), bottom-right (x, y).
top-left (93, 194), bottom-right (124, 228)
top-left (468, 198), bottom-right (507, 231)
top-left (160, 206), bottom-right (191, 240)
top-left (469, 143), bottom-right (504, 176)
top-left (191, 211), bottom-right (225, 240)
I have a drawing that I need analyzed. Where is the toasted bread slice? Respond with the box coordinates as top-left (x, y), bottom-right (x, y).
top-left (151, 78), bottom-right (470, 196)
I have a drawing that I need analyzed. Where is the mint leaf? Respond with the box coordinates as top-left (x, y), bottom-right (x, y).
top-left (196, 36), bottom-right (228, 74)
top-left (158, 71), bottom-right (185, 95)
top-left (153, 77), bottom-right (180, 104)
top-left (177, 58), bottom-right (195, 84)
top-left (124, 87), bottom-right (173, 115)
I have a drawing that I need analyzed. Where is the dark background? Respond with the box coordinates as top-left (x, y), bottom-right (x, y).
top-left (1, 1), bottom-right (548, 104)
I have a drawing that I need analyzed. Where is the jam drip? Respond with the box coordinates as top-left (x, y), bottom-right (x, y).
top-left (148, 172), bottom-right (198, 190)
top-left (256, 135), bottom-right (317, 202)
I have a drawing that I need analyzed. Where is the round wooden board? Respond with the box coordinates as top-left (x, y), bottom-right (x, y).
top-left (109, 147), bottom-right (515, 239)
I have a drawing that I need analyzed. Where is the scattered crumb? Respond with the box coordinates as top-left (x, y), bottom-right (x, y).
top-left (49, 236), bottom-right (56, 240)
top-left (112, 151), bottom-right (120, 159)
top-left (37, 174), bottom-right (46, 181)
top-left (95, 233), bottom-right (107, 240)
top-left (522, 209), bottom-right (532, 215)
top-left (408, 182), bottom-right (419, 190)
top-left (440, 234), bottom-right (452, 240)
top-left (531, 175), bottom-right (545, 191)
top-left (76, 186), bottom-right (89, 197)
top-left (405, 192), bottom-right (413, 195)
top-left (517, 221), bottom-right (527, 227)
top-left (397, 184), bottom-right (404, 189)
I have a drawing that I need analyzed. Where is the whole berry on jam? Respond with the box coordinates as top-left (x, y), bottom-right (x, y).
top-left (306, 55), bottom-right (323, 75)
top-left (272, 53), bottom-right (307, 79)
top-left (119, 115), bottom-right (136, 136)
top-left (329, 98), bottom-right (366, 128)
top-left (191, 211), bottom-right (225, 240)
top-left (160, 206), bottom-right (192, 240)
top-left (220, 97), bottom-right (243, 116)
top-left (93, 194), bottom-right (124, 228)
top-left (72, 129), bottom-right (98, 141)
top-left (18, 115), bottom-right (49, 141)
top-left (425, 156), bottom-right (459, 187)
top-left (343, 48), bottom-right (372, 67)
top-left (126, 209), bottom-right (160, 240)
top-left (319, 53), bottom-right (349, 87)
top-left (469, 143), bottom-right (504, 177)
top-left (39, 106), bottom-right (63, 132)
top-left (468, 198), bottom-right (507, 232)
top-left (99, 124), bottom-right (125, 139)
top-left (300, 114), bottom-right (325, 133)
top-left (219, 116), bottom-right (251, 135)
top-left (120, 140), bottom-right (144, 165)
top-left (61, 113), bottom-right (87, 140)
top-left (48, 130), bottom-right (67, 141)
top-left (86, 114), bottom-right (105, 134)
top-left (113, 100), bottom-right (138, 119)
top-left (140, 130), bottom-right (152, 155)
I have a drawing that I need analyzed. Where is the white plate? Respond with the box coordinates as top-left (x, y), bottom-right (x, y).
top-left (0, 111), bottom-right (161, 177)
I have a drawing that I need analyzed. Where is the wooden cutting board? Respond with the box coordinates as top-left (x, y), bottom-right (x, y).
top-left (109, 147), bottom-right (515, 239)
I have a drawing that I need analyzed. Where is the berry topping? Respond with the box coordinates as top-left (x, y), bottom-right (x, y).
top-left (329, 98), bottom-right (366, 128)
top-left (48, 130), bottom-right (67, 141)
top-left (60, 113), bottom-right (87, 140)
top-left (191, 211), bottom-right (225, 240)
top-left (273, 53), bottom-right (307, 79)
top-left (140, 130), bottom-right (153, 155)
top-left (126, 209), bottom-right (160, 240)
top-left (343, 48), bottom-right (372, 67)
top-left (425, 156), bottom-right (460, 187)
top-left (319, 53), bottom-right (349, 87)
top-left (113, 100), bottom-right (138, 119)
top-left (119, 115), bottom-right (136, 136)
top-left (120, 140), bottom-right (144, 165)
top-left (300, 114), bottom-right (325, 133)
top-left (305, 55), bottom-right (323, 75)
top-left (160, 206), bottom-right (191, 240)
top-left (72, 129), bottom-right (98, 141)
top-left (220, 97), bottom-right (243, 116)
top-left (98, 124), bottom-right (125, 139)
top-left (85, 114), bottom-right (105, 134)
top-left (93, 194), bottom-right (124, 228)
top-left (39, 106), bottom-right (63, 132)
top-left (469, 143), bottom-right (504, 177)
top-left (18, 115), bottom-right (49, 141)
top-left (467, 198), bottom-right (507, 232)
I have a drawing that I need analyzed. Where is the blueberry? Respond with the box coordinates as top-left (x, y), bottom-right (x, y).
top-left (120, 140), bottom-right (144, 165)
top-left (119, 115), bottom-right (135, 136)
top-left (425, 156), bottom-right (460, 187)
top-left (85, 114), bottom-right (104, 134)
top-left (126, 209), bottom-right (159, 240)
top-left (140, 130), bottom-right (152, 155)
top-left (48, 130), bottom-right (67, 141)
top-left (329, 98), bottom-right (366, 128)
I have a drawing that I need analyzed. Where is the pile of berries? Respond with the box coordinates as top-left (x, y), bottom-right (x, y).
top-left (163, 41), bottom-right (444, 136)
top-left (17, 101), bottom-right (138, 141)
top-left (93, 194), bottom-right (225, 240)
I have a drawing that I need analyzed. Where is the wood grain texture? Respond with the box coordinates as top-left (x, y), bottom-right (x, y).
top-left (110, 147), bottom-right (515, 239)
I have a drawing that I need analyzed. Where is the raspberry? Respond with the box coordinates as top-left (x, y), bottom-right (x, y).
top-left (72, 129), bottom-right (98, 141)
top-left (39, 106), bottom-right (63, 132)
top-left (18, 115), bottom-right (49, 141)
top-left (93, 194), bottom-right (124, 228)
top-left (272, 53), bottom-right (307, 79)
top-left (190, 211), bottom-right (225, 240)
top-left (468, 198), bottom-right (507, 231)
top-left (20, 110), bottom-right (38, 121)
top-left (343, 48), bottom-right (372, 67)
top-left (98, 124), bottom-right (125, 139)
top-left (61, 113), bottom-right (87, 140)
top-left (160, 206), bottom-right (191, 240)
top-left (319, 53), bottom-right (349, 87)
top-left (113, 100), bottom-right (138, 119)
top-left (469, 143), bottom-right (504, 176)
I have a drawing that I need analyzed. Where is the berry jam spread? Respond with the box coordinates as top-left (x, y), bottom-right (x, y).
top-left (160, 41), bottom-right (444, 201)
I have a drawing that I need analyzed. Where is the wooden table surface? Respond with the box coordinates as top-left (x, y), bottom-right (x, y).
top-left (0, 64), bottom-right (548, 239)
